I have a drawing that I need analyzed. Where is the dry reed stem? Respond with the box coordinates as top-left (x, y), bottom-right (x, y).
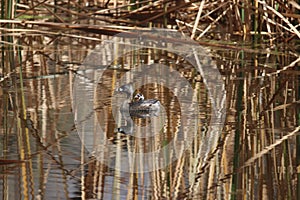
top-left (0, 27), bottom-right (102, 41)
top-left (199, 1), bottom-right (229, 20)
top-left (0, 70), bottom-right (16, 83)
top-left (191, 0), bottom-right (205, 39)
top-left (266, 57), bottom-right (300, 77)
top-left (95, 0), bottom-right (156, 14)
top-left (272, 100), bottom-right (300, 111)
top-left (243, 126), bottom-right (300, 167)
top-left (176, 19), bottom-right (204, 32)
top-left (196, 6), bottom-right (230, 39)
top-left (258, 0), bottom-right (300, 39)
top-left (136, 0), bottom-right (199, 25)
top-left (10, 0), bottom-right (300, 41)
top-left (121, 0), bottom-right (169, 17)
top-left (288, 0), bottom-right (300, 10)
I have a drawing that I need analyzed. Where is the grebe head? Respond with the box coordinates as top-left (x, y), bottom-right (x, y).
top-left (134, 93), bottom-right (145, 101)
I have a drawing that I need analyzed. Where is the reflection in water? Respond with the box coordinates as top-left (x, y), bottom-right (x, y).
top-left (0, 38), bottom-right (299, 200)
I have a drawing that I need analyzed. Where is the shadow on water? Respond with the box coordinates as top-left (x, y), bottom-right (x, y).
top-left (0, 32), bottom-right (299, 199)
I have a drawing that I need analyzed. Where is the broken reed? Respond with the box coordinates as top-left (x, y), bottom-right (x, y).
top-left (0, 0), bottom-right (299, 43)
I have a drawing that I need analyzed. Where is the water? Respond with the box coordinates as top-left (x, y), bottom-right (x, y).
top-left (0, 32), bottom-right (299, 199)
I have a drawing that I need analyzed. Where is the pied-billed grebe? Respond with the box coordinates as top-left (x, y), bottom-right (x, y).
top-left (130, 93), bottom-right (160, 112)
top-left (121, 93), bottom-right (161, 118)
top-left (115, 84), bottom-right (162, 134)
top-left (116, 84), bottom-right (161, 118)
